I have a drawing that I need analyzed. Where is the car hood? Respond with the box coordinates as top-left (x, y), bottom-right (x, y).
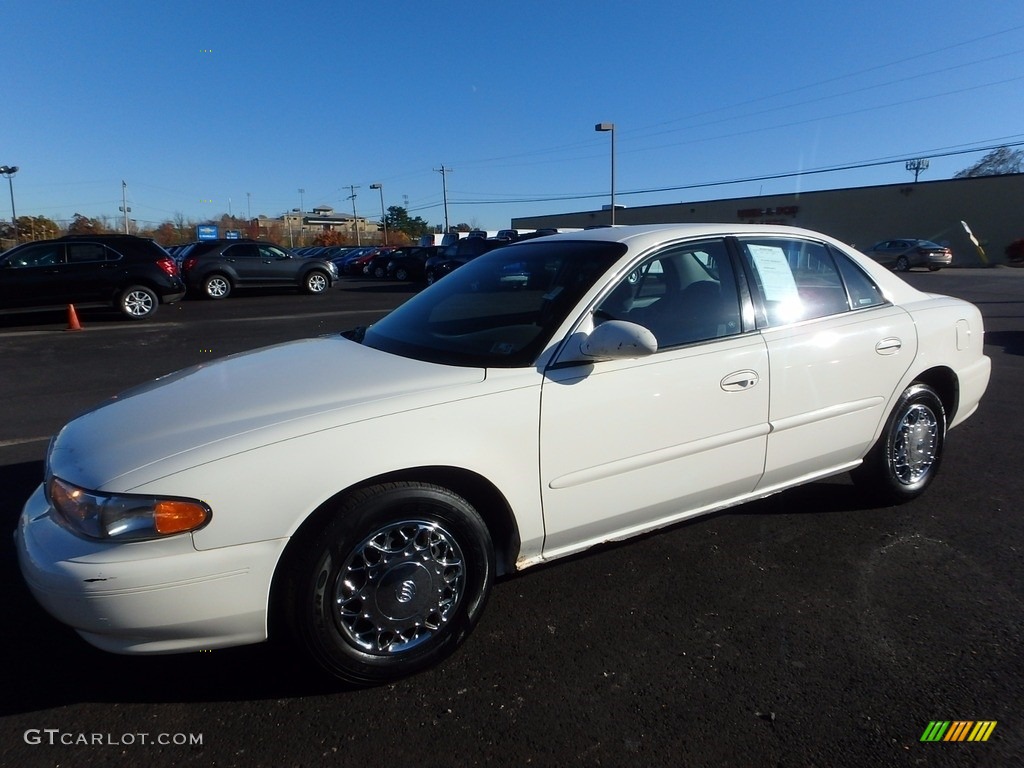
top-left (48, 336), bottom-right (485, 491)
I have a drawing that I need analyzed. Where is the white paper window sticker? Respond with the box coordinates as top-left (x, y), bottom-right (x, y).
top-left (747, 244), bottom-right (798, 301)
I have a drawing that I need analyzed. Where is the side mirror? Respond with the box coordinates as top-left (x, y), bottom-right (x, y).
top-left (580, 319), bottom-right (657, 360)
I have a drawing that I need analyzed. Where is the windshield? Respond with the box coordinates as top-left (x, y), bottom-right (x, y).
top-left (362, 240), bottom-right (625, 367)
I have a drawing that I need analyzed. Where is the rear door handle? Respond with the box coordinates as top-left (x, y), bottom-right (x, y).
top-left (875, 337), bottom-right (902, 355)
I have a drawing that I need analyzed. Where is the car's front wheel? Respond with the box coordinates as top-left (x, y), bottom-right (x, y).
top-left (853, 383), bottom-right (946, 503)
top-left (895, 255), bottom-right (911, 272)
top-left (118, 285), bottom-right (158, 319)
top-left (203, 274), bottom-right (232, 299)
top-left (282, 482), bottom-right (494, 686)
top-left (303, 270), bottom-right (329, 294)
top-left (395, 267), bottom-right (410, 281)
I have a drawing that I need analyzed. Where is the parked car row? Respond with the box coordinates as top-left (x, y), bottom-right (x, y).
top-left (0, 229), bottom-right (958, 322)
top-left (0, 235), bottom-right (342, 320)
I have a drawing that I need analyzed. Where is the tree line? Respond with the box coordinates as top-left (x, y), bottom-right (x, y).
top-left (1, 206), bottom-right (477, 250)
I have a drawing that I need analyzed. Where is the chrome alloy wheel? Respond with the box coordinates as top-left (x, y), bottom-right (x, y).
top-left (306, 272), bottom-right (328, 293)
top-left (122, 289), bottom-right (155, 317)
top-left (334, 520), bottom-right (465, 655)
top-left (890, 403), bottom-right (939, 484)
top-left (205, 275), bottom-right (230, 298)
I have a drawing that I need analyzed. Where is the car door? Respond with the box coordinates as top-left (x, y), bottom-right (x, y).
top-left (539, 239), bottom-right (770, 559)
top-left (220, 242), bottom-right (262, 285)
top-left (733, 236), bottom-right (918, 491)
top-left (0, 242), bottom-right (66, 308)
top-left (61, 241), bottom-right (120, 303)
top-left (255, 243), bottom-right (300, 284)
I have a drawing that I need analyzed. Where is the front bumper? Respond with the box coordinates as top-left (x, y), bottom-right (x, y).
top-left (15, 484), bottom-right (287, 654)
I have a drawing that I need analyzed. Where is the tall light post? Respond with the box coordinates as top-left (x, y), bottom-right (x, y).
top-left (0, 165), bottom-right (19, 242)
top-left (369, 183), bottom-right (387, 245)
top-left (906, 158), bottom-right (929, 183)
top-left (594, 123), bottom-right (616, 225)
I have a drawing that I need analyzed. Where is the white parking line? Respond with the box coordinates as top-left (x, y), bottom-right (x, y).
top-left (0, 436), bottom-right (51, 448)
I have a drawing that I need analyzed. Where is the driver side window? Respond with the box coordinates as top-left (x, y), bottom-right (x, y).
top-left (595, 239), bottom-right (741, 349)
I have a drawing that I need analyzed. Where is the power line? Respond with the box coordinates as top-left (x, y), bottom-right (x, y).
top-left (445, 138), bottom-right (1024, 206)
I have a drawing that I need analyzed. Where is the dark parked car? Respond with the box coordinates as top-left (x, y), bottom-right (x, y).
top-left (863, 239), bottom-right (953, 272)
top-left (0, 234), bottom-right (185, 320)
top-left (363, 248), bottom-right (402, 278)
top-left (425, 238), bottom-right (508, 284)
top-left (180, 239), bottom-right (338, 299)
top-left (340, 247), bottom-right (392, 276)
top-left (386, 246), bottom-right (440, 282)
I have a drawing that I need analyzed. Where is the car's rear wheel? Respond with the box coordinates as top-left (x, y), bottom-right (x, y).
top-left (118, 285), bottom-right (158, 319)
top-left (395, 267), bottom-right (410, 281)
top-left (852, 383), bottom-right (946, 503)
top-left (425, 270), bottom-right (436, 285)
top-left (928, 265), bottom-right (941, 272)
top-left (373, 265), bottom-right (386, 279)
top-left (203, 274), bottom-right (231, 299)
top-left (304, 270), bottom-right (329, 294)
top-left (282, 482), bottom-right (494, 686)
top-left (895, 255), bottom-right (911, 272)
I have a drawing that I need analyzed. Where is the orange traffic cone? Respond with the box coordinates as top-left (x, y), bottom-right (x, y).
top-left (66, 304), bottom-right (83, 332)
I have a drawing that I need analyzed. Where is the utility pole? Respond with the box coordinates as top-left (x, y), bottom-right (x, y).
top-left (435, 165), bottom-right (452, 233)
top-left (346, 185), bottom-right (361, 245)
top-left (119, 180), bottom-right (131, 234)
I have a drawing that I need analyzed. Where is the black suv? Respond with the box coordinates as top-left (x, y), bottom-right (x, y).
top-left (0, 235), bottom-right (185, 320)
top-left (180, 239), bottom-right (339, 299)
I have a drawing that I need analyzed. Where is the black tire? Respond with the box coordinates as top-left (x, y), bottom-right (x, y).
top-left (852, 383), bottom-right (946, 504)
top-left (927, 265), bottom-right (941, 272)
top-left (395, 267), bottom-right (410, 281)
top-left (303, 270), bottom-right (329, 294)
top-left (118, 285), bottom-right (158, 319)
top-left (895, 255), bottom-right (911, 272)
top-left (203, 273), bottom-right (232, 299)
top-left (281, 482), bottom-right (494, 685)
top-left (425, 270), bottom-right (436, 286)
top-left (373, 265), bottom-right (386, 279)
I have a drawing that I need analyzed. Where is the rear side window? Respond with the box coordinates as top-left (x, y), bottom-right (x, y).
top-left (66, 243), bottom-right (112, 263)
top-left (831, 246), bottom-right (886, 309)
top-left (738, 237), bottom-right (850, 326)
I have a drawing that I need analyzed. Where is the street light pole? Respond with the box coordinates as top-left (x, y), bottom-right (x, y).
top-left (370, 183), bottom-right (387, 245)
top-left (594, 123), bottom-right (616, 225)
top-left (0, 165), bottom-right (19, 242)
top-left (905, 158), bottom-right (929, 183)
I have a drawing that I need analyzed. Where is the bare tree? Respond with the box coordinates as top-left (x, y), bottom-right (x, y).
top-left (954, 146), bottom-right (1024, 178)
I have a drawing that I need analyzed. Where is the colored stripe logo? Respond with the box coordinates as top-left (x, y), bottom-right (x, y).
top-left (920, 721), bottom-right (997, 742)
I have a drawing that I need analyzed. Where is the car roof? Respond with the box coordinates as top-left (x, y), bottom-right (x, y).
top-left (524, 223), bottom-right (848, 250)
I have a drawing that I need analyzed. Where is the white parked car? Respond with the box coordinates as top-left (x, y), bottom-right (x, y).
top-left (16, 224), bottom-right (991, 685)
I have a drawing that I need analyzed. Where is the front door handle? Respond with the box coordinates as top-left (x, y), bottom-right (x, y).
top-left (721, 370), bottom-right (760, 392)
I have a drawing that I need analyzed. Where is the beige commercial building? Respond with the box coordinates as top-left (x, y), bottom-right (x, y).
top-left (512, 173), bottom-right (1024, 266)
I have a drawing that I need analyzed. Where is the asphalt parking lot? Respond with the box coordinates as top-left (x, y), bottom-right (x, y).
top-left (1, 271), bottom-right (1021, 768)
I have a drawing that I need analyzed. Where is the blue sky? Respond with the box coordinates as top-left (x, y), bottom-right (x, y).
top-left (4, 0), bottom-right (1024, 232)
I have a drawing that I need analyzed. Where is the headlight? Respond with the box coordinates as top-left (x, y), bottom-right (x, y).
top-left (47, 476), bottom-right (211, 541)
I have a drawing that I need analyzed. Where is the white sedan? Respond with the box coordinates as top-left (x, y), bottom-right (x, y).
top-left (16, 224), bottom-right (990, 685)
